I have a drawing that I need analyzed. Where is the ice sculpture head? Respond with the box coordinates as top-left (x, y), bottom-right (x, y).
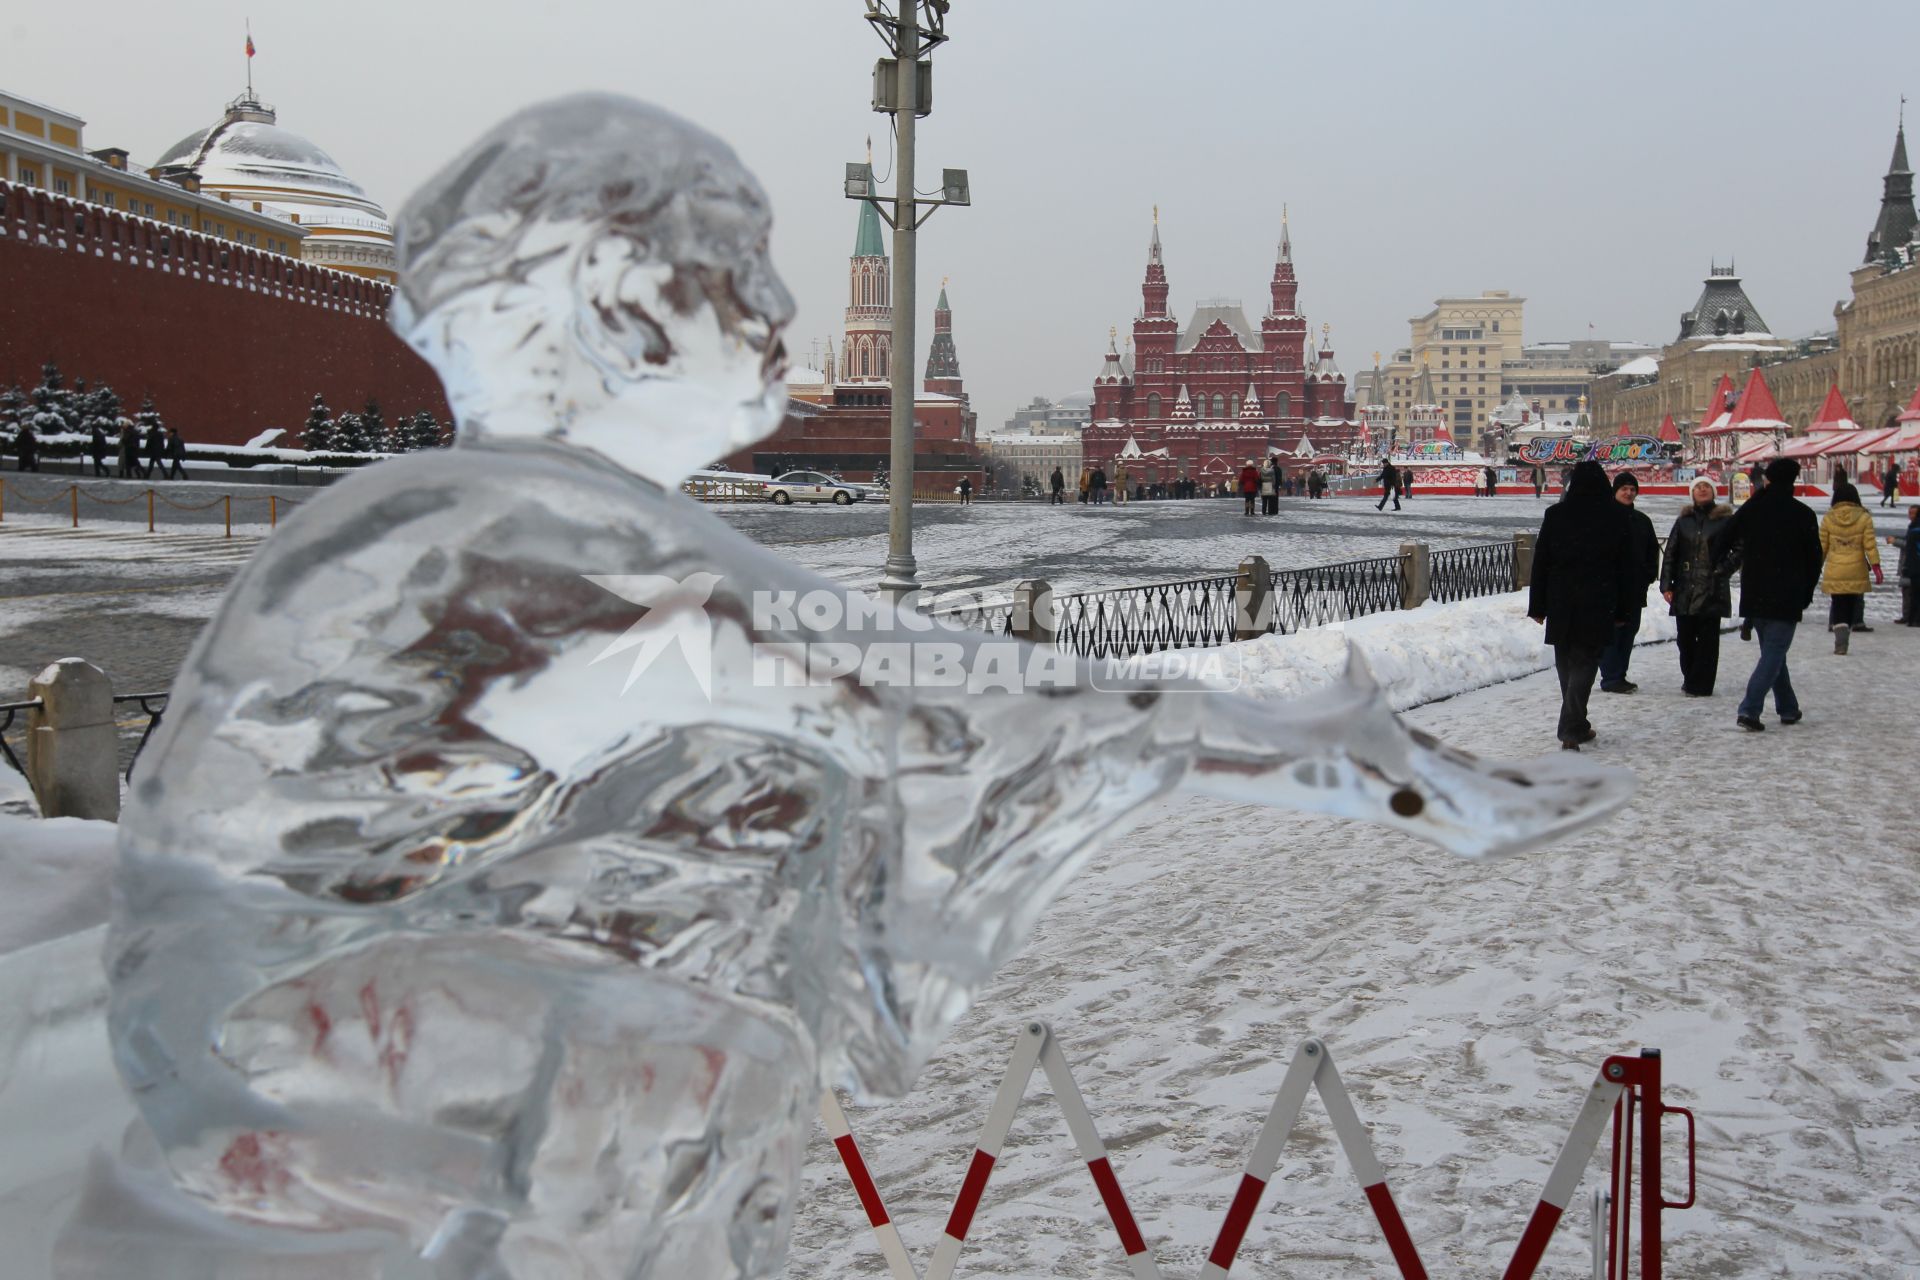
top-left (392, 94), bottom-right (795, 484)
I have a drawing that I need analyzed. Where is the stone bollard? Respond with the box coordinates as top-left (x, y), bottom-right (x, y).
top-left (1512, 531), bottom-right (1537, 590)
top-left (1011, 578), bottom-right (1056, 646)
top-left (1234, 555), bottom-right (1273, 641)
top-left (1400, 542), bottom-right (1431, 610)
top-left (26, 658), bottom-right (121, 821)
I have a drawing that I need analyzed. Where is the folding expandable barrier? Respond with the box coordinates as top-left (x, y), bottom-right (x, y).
top-left (823, 1021), bottom-right (1694, 1279)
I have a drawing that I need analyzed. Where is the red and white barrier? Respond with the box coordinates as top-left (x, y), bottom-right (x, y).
top-left (818, 1089), bottom-right (918, 1280)
top-left (822, 1025), bottom-right (1694, 1278)
top-left (1199, 1037), bottom-right (1425, 1278)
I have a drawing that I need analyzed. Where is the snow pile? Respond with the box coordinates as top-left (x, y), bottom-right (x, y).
top-left (1225, 585), bottom-right (1677, 712)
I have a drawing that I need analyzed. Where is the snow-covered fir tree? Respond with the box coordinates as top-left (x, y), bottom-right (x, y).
top-left (0, 386), bottom-right (24, 446)
top-left (361, 398), bottom-right (389, 453)
top-left (405, 410), bottom-right (444, 450)
top-left (331, 411), bottom-right (368, 453)
top-left (301, 394), bottom-right (335, 453)
top-left (29, 362), bottom-right (80, 436)
top-left (132, 396), bottom-right (165, 436)
top-left (81, 383), bottom-right (122, 436)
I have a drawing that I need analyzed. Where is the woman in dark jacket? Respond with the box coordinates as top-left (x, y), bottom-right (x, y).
top-left (1528, 460), bottom-right (1637, 749)
top-left (118, 423), bottom-right (142, 478)
top-left (1660, 476), bottom-right (1736, 695)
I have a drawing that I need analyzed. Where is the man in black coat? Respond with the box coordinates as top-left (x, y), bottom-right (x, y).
top-left (1598, 472), bottom-right (1661, 693)
top-left (1712, 457), bottom-right (1824, 730)
top-left (1528, 460), bottom-right (1639, 750)
top-left (117, 423), bottom-right (140, 478)
top-left (1375, 458), bottom-right (1400, 511)
top-left (144, 422), bottom-right (168, 480)
top-left (90, 424), bottom-right (110, 477)
top-left (1049, 466), bottom-right (1065, 505)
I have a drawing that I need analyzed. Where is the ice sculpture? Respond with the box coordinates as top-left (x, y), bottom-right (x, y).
top-left (90, 96), bottom-right (1631, 1279)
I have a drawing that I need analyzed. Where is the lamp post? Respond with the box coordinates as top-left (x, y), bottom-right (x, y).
top-left (848, 1), bottom-right (968, 598)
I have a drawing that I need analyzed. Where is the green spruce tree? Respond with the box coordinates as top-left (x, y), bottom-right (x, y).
top-left (301, 394), bottom-right (335, 453)
top-left (332, 411), bottom-right (367, 453)
top-left (361, 398), bottom-right (389, 453)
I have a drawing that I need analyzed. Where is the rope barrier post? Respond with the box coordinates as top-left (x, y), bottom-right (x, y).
top-left (147, 488), bottom-right (155, 533)
top-left (819, 1092), bottom-right (920, 1280)
top-left (70, 483), bottom-right (79, 529)
top-left (1, 477), bottom-right (6, 523)
top-left (225, 493), bottom-right (232, 538)
top-left (270, 493), bottom-right (277, 528)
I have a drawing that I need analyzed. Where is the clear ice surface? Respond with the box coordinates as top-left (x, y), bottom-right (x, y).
top-left (83, 95), bottom-right (1632, 1279)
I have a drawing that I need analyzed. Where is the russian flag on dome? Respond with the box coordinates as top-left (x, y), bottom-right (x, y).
top-left (246, 34), bottom-right (256, 57)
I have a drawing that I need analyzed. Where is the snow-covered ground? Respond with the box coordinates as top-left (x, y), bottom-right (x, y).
top-left (787, 597), bottom-right (1920, 1279)
top-left (2, 583), bottom-right (1916, 1276)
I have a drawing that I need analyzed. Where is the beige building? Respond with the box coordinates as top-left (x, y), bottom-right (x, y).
top-left (981, 429), bottom-right (1083, 493)
top-left (1361, 291), bottom-right (1651, 451)
top-left (1, 89), bottom-right (304, 258)
top-left (1589, 119), bottom-right (1918, 449)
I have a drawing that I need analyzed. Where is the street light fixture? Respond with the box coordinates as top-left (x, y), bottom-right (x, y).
top-left (846, 0), bottom-right (970, 599)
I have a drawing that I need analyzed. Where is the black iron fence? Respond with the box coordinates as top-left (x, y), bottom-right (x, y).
top-left (1053, 573), bottom-right (1241, 659)
top-left (928, 538), bottom-right (1531, 661)
top-left (0, 690), bottom-right (168, 784)
top-left (1427, 541), bottom-right (1518, 605)
top-left (1270, 554), bottom-right (1410, 634)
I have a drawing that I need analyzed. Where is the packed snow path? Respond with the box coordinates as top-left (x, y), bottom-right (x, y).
top-left (789, 614), bottom-right (1919, 1279)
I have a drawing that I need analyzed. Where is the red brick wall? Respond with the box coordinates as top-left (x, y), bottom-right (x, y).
top-left (0, 183), bottom-right (448, 446)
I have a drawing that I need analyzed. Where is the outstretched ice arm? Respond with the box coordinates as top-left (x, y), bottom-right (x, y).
top-left (1176, 652), bottom-right (1632, 859)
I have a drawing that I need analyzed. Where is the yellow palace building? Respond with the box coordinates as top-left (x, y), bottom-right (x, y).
top-left (1, 83), bottom-right (394, 283)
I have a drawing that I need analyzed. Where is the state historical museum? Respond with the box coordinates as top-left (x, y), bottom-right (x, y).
top-left (1084, 213), bottom-right (1360, 484)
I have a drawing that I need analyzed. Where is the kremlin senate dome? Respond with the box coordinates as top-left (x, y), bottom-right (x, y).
top-left (154, 91), bottom-right (395, 281)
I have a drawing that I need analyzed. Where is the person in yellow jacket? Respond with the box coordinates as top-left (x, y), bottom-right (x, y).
top-left (1818, 480), bottom-right (1882, 654)
top-left (1077, 466), bottom-right (1091, 504)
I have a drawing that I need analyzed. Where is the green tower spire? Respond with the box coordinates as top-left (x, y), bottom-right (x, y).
top-left (853, 199), bottom-right (887, 258)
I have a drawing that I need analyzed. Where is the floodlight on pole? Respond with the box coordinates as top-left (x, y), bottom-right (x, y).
top-left (941, 169), bottom-right (970, 206)
top-left (844, 163), bottom-right (872, 200)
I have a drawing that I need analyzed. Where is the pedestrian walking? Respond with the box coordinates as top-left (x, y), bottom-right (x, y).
top-left (957, 475), bottom-right (973, 506)
top-left (1049, 466), bottom-right (1065, 505)
top-left (1485, 465), bottom-right (1499, 497)
top-left (1078, 466), bottom-right (1091, 504)
top-left (12, 422), bottom-right (40, 472)
top-left (1881, 462), bottom-right (1902, 507)
top-left (1375, 458), bottom-right (1400, 511)
top-left (90, 423), bottom-right (110, 477)
top-left (1092, 466), bottom-right (1111, 506)
top-left (1527, 460), bottom-right (1639, 751)
top-left (145, 421), bottom-right (168, 479)
top-left (1747, 460), bottom-right (1766, 494)
top-left (1817, 481), bottom-right (1881, 653)
top-left (1261, 458), bottom-right (1279, 515)
top-left (1113, 463), bottom-right (1129, 506)
top-left (1401, 468), bottom-right (1415, 499)
top-left (1599, 473), bottom-right (1660, 694)
top-left (1660, 477), bottom-right (1735, 696)
top-left (1898, 505), bottom-right (1919, 626)
top-left (1237, 458), bottom-right (1261, 516)
top-left (117, 422), bottom-right (142, 479)
top-left (165, 425), bottom-right (189, 480)
top-left (1533, 465), bottom-right (1545, 499)
top-left (1712, 457), bottom-right (1824, 730)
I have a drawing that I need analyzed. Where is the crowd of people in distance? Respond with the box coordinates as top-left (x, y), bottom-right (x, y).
top-left (5, 420), bottom-right (191, 480)
top-left (1044, 460), bottom-right (1333, 508)
top-left (1528, 457), bottom-right (1910, 749)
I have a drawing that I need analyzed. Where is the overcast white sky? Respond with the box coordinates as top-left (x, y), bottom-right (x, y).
top-left (5, 1), bottom-right (1913, 432)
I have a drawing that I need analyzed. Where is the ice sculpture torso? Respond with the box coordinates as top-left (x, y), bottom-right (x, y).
top-left (105, 443), bottom-right (1204, 1276)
